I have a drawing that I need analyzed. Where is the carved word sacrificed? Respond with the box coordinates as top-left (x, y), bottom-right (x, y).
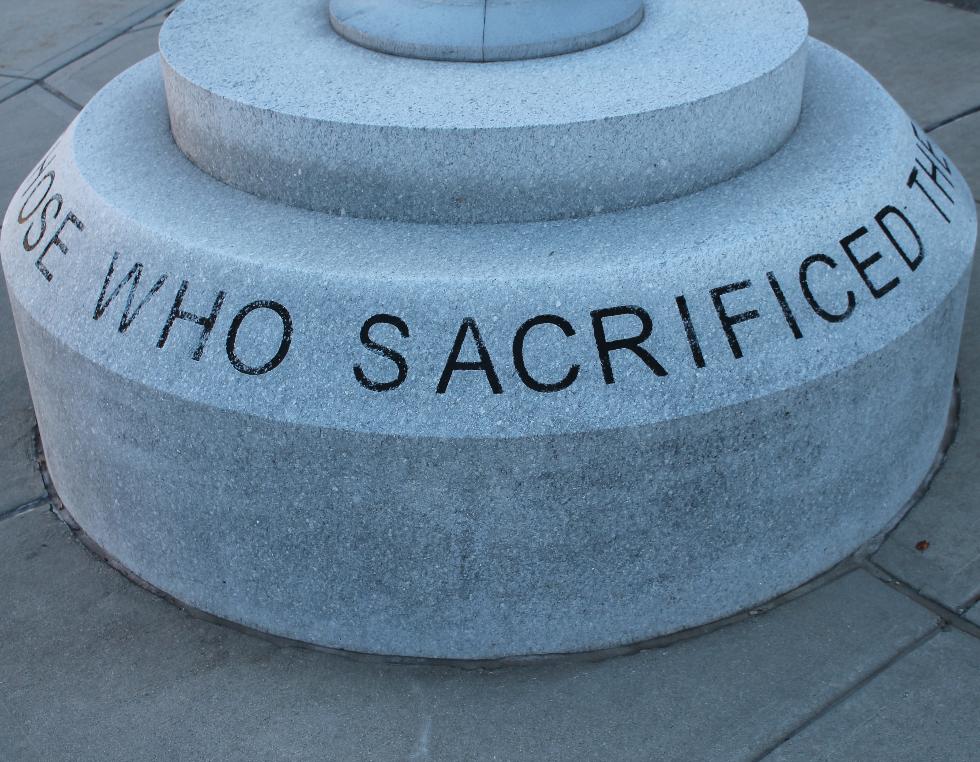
top-left (353, 122), bottom-right (959, 394)
top-left (12, 122), bottom-right (961, 388)
top-left (354, 203), bottom-right (927, 394)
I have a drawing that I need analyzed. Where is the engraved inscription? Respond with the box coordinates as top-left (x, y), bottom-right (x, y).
top-left (9, 122), bottom-right (963, 393)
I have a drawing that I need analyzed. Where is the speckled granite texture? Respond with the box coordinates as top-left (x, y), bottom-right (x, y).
top-left (161, 0), bottom-right (808, 222)
top-left (1, 0), bottom-right (976, 658)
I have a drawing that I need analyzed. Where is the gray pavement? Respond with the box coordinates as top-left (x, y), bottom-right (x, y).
top-left (0, 507), bottom-right (942, 761)
top-left (803, 0), bottom-right (980, 127)
top-left (0, 272), bottom-right (43, 516)
top-left (768, 629), bottom-right (980, 761)
top-left (46, 22), bottom-right (164, 106)
top-left (0, 87), bottom-right (79, 217)
top-left (1, 0), bottom-right (979, 759)
top-left (0, 0), bottom-right (173, 100)
top-left (934, 112), bottom-right (980, 201)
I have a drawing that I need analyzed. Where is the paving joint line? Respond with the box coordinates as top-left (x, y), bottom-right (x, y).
top-left (0, 496), bottom-right (50, 523)
top-left (925, 102), bottom-right (980, 131)
top-left (0, 426), bottom-right (51, 523)
top-left (0, 1), bottom-right (176, 106)
top-left (753, 627), bottom-right (941, 760)
top-left (37, 80), bottom-right (83, 112)
top-left (860, 558), bottom-right (980, 639)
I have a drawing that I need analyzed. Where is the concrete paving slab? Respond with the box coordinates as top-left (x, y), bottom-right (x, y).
top-left (967, 599), bottom-right (980, 624)
top-left (0, 77), bottom-right (31, 104)
top-left (801, 0), bottom-right (980, 127)
top-left (131, 3), bottom-right (179, 31)
top-left (932, 112), bottom-right (980, 201)
top-left (872, 204), bottom-right (980, 611)
top-left (932, 0), bottom-right (980, 12)
top-left (0, 86), bottom-right (78, 210)
top-left (766, 629), bottom-right (980, 761)
top-left (47, 27), bottom-right (162, 106)
top-left (0, 86), bottom-right (75, 515)
top-left (0, 0), bottom-right (173, 83)
top-left (0, 507), bottom-right (936, 761)
top-left (0, 276), bottom-right (42, 516)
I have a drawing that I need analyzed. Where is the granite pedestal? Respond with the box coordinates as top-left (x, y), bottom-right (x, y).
top-left (1, 0), bottom-right (976, 659)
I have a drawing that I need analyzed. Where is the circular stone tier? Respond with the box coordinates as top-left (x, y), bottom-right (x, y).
top-left (2, 34), bottom-right (975, 658)
top-left (159, 0), bottom-right (808, 223)
top-left (328, 0), bottom-right (646, 62)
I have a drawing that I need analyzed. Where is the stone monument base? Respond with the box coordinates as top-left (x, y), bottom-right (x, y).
top-left (2, 0), bottom-right (976, 659)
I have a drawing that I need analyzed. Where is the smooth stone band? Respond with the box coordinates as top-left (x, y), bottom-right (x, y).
top-left (328, 0), bottom-right (646, 62)
top-left (3, 41), bottom-right (975, 658)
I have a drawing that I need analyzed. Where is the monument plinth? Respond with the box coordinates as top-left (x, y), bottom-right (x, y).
top-left (1, 0), bottom-right (976, 659)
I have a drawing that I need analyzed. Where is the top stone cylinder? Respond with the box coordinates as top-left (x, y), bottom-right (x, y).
top-left (160, 0), bottom-right (808, 223)
top-left (328, 0), bottom-right (646, 62)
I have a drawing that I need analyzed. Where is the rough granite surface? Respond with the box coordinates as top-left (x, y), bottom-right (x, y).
top-left (1, 29), bottom-right (975, 657)
top-left (160, 0), bottom-right (809, 222)
top-left (1, 0), bottom-right (980, 757)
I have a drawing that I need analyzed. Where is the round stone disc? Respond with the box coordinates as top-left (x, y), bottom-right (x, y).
top-left (160, 0), bottom-right (809, 223)
top-left (3, 42), bottom-right (975, 658)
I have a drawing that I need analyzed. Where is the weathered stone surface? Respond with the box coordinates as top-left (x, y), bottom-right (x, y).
top-left (2, 31), bottom-right (975, 657)
top-left (161, 0), bottom-right (808, 222)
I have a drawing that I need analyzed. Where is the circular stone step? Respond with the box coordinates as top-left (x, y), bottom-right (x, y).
top-left (2, 21), bottom-right (975, 658)
top-left (159, 0), bottom-right (808, 223)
